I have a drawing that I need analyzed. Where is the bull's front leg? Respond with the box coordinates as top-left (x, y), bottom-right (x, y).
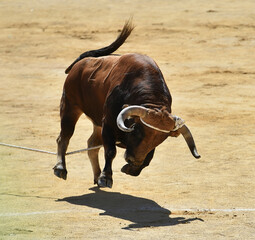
top-left (97, 124), bottom-right (116, 188)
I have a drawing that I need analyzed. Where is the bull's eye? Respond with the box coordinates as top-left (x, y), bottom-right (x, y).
top-left (124, 120), bottom-right (144, 147)
top-left (131, 124), bottom-right (144, 140)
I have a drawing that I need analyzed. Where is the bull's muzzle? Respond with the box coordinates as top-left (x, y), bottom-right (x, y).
top-left (121, 163), bottom-right (142, 176)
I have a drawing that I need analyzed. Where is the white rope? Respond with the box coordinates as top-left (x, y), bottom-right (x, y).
top-left (140, 115), bottom-right (185, 133)
top-left (0, 142), bottom-right (102, 155)
top-left (66, 145), bottom-right (103, 155)
top-left (140, 118), bottom-right (170, 133)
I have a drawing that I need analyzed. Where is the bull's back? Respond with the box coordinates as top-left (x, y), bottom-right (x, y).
top-left (64, 55), bottom-right (121, 126)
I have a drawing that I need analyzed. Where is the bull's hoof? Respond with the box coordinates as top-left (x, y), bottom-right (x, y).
top-left (53, 165), bottom-right (67, 180)
top-left (121, 164), bottom-right (141, 176)
top-left (97, 173), bottom-right (113, 188)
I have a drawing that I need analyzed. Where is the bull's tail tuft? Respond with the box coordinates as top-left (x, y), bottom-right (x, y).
top-left (65, 19), bottom-right (134, 74)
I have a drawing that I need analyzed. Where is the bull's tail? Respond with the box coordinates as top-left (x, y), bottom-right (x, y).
top-left (65, 19), bottom-right (134, 74)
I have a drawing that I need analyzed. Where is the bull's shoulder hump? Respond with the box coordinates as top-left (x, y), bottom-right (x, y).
top-left (119, 53), bottom-right (158, 67)
top-left (120, 53), bottom-right (152, 60)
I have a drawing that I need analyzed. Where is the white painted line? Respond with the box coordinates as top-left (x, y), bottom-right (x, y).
top-left (170, 208), bottom-right (255, 213)
top-left (0, 208), bottom-right (255, 217)
top-left (0, 209), bottom-right (100, 217)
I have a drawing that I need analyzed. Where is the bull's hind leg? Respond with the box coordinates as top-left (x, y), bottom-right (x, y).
top-left (87, 125), bottom-right (103, 184)
top-left (54, 94), bottom-right (82, 180)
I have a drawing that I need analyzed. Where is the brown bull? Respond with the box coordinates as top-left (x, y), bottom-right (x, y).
top-left (53, 20), bottom-right (200, 188)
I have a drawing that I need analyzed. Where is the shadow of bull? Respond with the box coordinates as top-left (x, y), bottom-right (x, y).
top-left (58, 187), bottom-right (203, 229)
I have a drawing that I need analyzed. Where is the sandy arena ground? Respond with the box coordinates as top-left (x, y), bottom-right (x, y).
top-left (0, 0), bottom-right (255, 239)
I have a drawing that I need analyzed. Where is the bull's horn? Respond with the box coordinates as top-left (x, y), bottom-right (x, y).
top-left (179, 125), bottom-right (201, 159)
top-left (116, 105), bottom-right (148, 132)
top-left (116, 105), bottom-right (175, 133)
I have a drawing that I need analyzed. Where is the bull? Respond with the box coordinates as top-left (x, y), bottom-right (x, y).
top-left (53, 20), bottom-right (200, 188)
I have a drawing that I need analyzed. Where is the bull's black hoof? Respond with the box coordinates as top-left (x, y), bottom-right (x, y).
top-left (97, 173), bottom-right (113, 188)
top-left (53, 166), bottom-right (67, 180)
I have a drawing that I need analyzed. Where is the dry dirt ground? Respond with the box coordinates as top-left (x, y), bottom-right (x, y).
top-left (0, 0), bottom-right (255, 239)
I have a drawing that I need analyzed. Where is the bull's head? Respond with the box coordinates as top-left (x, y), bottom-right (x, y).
top-left (117, 105), bottom-right (200, 175)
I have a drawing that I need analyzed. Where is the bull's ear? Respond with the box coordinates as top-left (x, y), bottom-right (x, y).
top-left (122, 104), bottom-right (129, 109)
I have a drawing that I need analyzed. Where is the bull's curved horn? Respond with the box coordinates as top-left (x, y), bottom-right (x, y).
top-left (116, 105), bottom-right (175, 133)
top-left (116, 105), bottom-right (148, 132)
top-left (179, 125), bottom-right (201, 159)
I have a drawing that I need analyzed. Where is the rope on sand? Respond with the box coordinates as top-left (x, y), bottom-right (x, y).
top-left (0, 142), bottom-right (102, 155)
